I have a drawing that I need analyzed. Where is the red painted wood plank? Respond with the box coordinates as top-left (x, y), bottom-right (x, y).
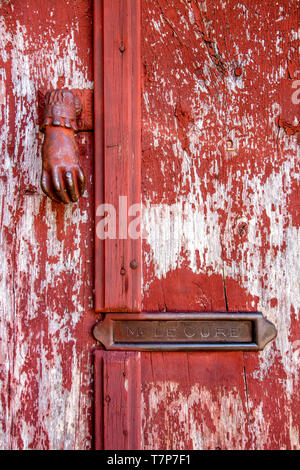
top-left (94, 350), bottom-right (141, 450)
top-left (0, 0), bottom-right (95, 449)
top-left (141, 351), bottom-right (249, 450)
top-left (94, 0), bottom-right (105, 311)
top-left (94, 0), bottom-right (141, 312)
top-left (140, 0), bottom-right (299, 450)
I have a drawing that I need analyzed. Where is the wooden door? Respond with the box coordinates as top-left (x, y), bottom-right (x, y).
top-left (0, 0), bottom-right (299, 450)
top-left (93, 0), bottom-right (299, 451)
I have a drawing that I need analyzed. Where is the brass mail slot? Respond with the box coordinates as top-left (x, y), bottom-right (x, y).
top-left (93, 312), bottom-right (277, 351)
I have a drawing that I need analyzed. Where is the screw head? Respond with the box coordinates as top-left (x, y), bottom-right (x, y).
top-left (130, 260), bottom-right (138, 270)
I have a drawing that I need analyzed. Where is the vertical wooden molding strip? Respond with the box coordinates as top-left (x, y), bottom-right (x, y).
top-left (94, 0), bottom-right (142, 312)
top-left (94, 350), bottom-right (142, 450)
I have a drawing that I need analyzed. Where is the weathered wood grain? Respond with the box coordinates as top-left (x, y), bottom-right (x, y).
top-left (0, 0), bottom-right (299, 451)
top-left (94, 350), bottom-right (141, 450)
top-left (141, 0), bottom-right (299, 450)
top-left (0, 0), bottom-right (94, 449)
top-left (141, 352), bottom-right (249, 450)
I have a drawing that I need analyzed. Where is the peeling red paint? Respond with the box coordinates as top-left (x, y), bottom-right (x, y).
top-left (0, 0), bottom-right (94, 450)
top-left (0, 0), bottom-right (298, 451)
top-left (141, 0), bottom-right (299, 450)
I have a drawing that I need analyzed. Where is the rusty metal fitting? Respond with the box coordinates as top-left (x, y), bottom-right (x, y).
top-left (40, 88), bottom-right (85, 204)
top-left (40, 88), bottom-right (82, 132)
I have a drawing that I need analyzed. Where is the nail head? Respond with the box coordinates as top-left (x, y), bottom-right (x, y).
top-left (130, 260), bottom-right (138, 270)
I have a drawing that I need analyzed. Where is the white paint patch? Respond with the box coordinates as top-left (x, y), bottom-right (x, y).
top-left (0, 12), bottom-right (93, 450)
top-left (143, 136), bottom-right (299, 396)
top-left (142, 382), bottom-right (248, 450)
top-left (143, 195), bottom-right (223, 280)
top-left (224, 155), bottom-right (300, 398)
top-left (143, 31), bottom-right (299, 413)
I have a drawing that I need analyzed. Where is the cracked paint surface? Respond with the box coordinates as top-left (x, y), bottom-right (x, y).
top-left (0, 0), bottom-right (94, 449)
top-left (141, 0), bottom-right (299, 449)
top-left (0, 0), bottom-right (299, 451)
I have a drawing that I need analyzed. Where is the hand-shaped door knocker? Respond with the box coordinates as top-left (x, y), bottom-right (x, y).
top-left (40, 89), bottom-right (85, 203)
